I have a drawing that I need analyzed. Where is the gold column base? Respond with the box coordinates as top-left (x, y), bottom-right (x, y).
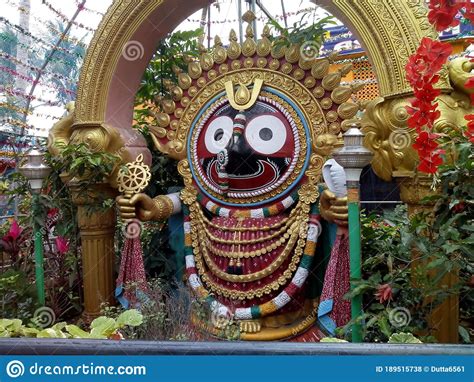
top-left (70, 182), bottom-right (117, 322)
top-left (397, 175), bottom-right (459, 343)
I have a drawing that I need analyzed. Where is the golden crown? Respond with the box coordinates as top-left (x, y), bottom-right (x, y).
top-left (146, 19), bottom-right (365, 160)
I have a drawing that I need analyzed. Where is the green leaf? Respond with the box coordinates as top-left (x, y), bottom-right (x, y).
top-left (388, 332), bottom-right (422, 343)
top-left (378, 316), bottom-right (393, 338)
top-left (36, 328), bottom-right (68, 338)
top-left (116, 309), bottom-right (143, 327)
top-left (90, 317), bottom-right (116, 337)
top-left (458, 325), bottom-right (471, 343)
top-left (66, 325), bottom-right (91, 339)
top-left (320, 337), bottom-right (348, 343)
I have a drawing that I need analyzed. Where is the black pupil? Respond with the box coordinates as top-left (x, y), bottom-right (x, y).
top-left (214, 129), bottom-right (224, 141)
top-left (259, 127), bottom-right (273, 141)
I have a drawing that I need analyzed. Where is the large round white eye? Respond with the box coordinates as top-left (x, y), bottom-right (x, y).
top-left (204, 116), bottom-right (233, 154)
top-left (245, 115), bottom-right (287, 155)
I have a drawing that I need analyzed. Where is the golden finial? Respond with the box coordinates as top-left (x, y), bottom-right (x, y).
top-left (262, 25), bottom-right (271, 37)
top-left (242, 24), bottom-right (257, 57)
top-left (340, 63), bottom-right (353, 76)
top-left (188, 60), bottom-right (202, 79)
top-left (155, 113), bottom-right (171, 128)
top-left (235, 84), bottom-right (251, 105)
top-left (245, 23), bottom-right (254, 39)
top-left (161, 99), bottom-right (176, 114)
top-left (322, 71), bottom-right (342, 91)
top-left (214, 35), bottom-right (223, 46)
top-left (311, 58), bottom-right (330, 79)
top-left (163, 79), bottom-right (174, 90)
top-left (170, 86), bottom-right (183, 101)
top-left (198, 43), bottom-right (207, 54)
top-left (257, 26), bottom-right (272, 56)
top-left (229, 29), bottom-right (238, 42)
top-left (227, 29), bottom-right (241, 60)
top-left (285, 44), bottom-right (300, 64)
top-left (178, 72), bottom-right (192, 90)
top-left (213, 35), bottom-right (227, 64)
top-left (271, 38), bottom-right (286, 59)
top-left (199, 42), bottom-right (214, 71)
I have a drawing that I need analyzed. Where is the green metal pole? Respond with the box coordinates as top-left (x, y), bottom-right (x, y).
top-left (33, 194), bottom-right (45, 306)
top-left (347, 184), bottom-right (363, 342)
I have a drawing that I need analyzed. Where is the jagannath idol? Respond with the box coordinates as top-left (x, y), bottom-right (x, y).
top-left (117, 20), bottom-right (365, 341)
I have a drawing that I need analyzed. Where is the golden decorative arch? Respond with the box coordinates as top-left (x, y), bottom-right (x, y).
top-left (71, 0), bottom-right (440, 166)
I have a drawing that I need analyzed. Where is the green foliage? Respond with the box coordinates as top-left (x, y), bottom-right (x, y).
top-left (0, 309), bottom-right (143, 339)
top-left (0, 270), bottom-right (38, 322)
top-left (135, 28), bottom-right (203, 105)
top-left (341, 133), bottom-right (473, 343)
top-left (101, 279), bottom-right (198, 341)
top-left (47, 142), bottom-right (120, 183)
top-left (267, 12), bottom-right (335, 54)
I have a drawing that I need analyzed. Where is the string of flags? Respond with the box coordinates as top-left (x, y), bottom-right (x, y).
top-left (0, 16), bottom-right (84, 58)
top-left (41, 0), bottom-right (95, 33)
top-left (0, 51), bottom-right (79, 85)
top-left (0, 66), bottom-right (77, 96)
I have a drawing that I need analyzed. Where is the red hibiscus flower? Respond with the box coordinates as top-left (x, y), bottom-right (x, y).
top-left (55, 236), bottom-right (70, 255)
top-left (428, 0), bottom-right (462, 31)
top-left (418, 150), bottom-right (445, 174)
top-left (413, 87), bottom-right (441, 103)
top-left (417, 37), bottom-right (453, 71)
top-left (407, 105), bottom-right (441, 131)
top-left (413, 131), bottom-right (441, 151)
top-left (375, 284), bottom-right (393, 304)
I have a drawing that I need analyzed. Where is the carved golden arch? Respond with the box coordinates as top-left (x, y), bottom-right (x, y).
top-left (73, 0), bottom-right (438, 160)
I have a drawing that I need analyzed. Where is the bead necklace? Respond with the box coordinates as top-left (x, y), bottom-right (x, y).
top-left (195, 221), bottom-right (306, 283)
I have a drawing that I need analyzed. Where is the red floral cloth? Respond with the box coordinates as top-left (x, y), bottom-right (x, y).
top-left (116, 236), bottom-right (148, 308)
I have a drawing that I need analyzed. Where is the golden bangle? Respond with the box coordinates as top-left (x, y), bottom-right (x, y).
top-left (153, 195), bottom-right (174, 220)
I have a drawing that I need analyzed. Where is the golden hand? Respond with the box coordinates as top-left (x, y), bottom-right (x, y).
top-left (116, 193), bottom-right (157, 221)
top-left (319, 189), bottom-right (348, 226)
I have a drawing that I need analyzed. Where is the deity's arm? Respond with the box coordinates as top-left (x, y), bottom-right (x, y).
top-left (116, 192), bottom-right (182, 222)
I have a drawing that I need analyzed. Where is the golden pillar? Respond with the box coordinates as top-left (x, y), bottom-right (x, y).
top-left (48, 115), bottom-right (127, 320)
top-left (70, 183), bottom-right (117, 321)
